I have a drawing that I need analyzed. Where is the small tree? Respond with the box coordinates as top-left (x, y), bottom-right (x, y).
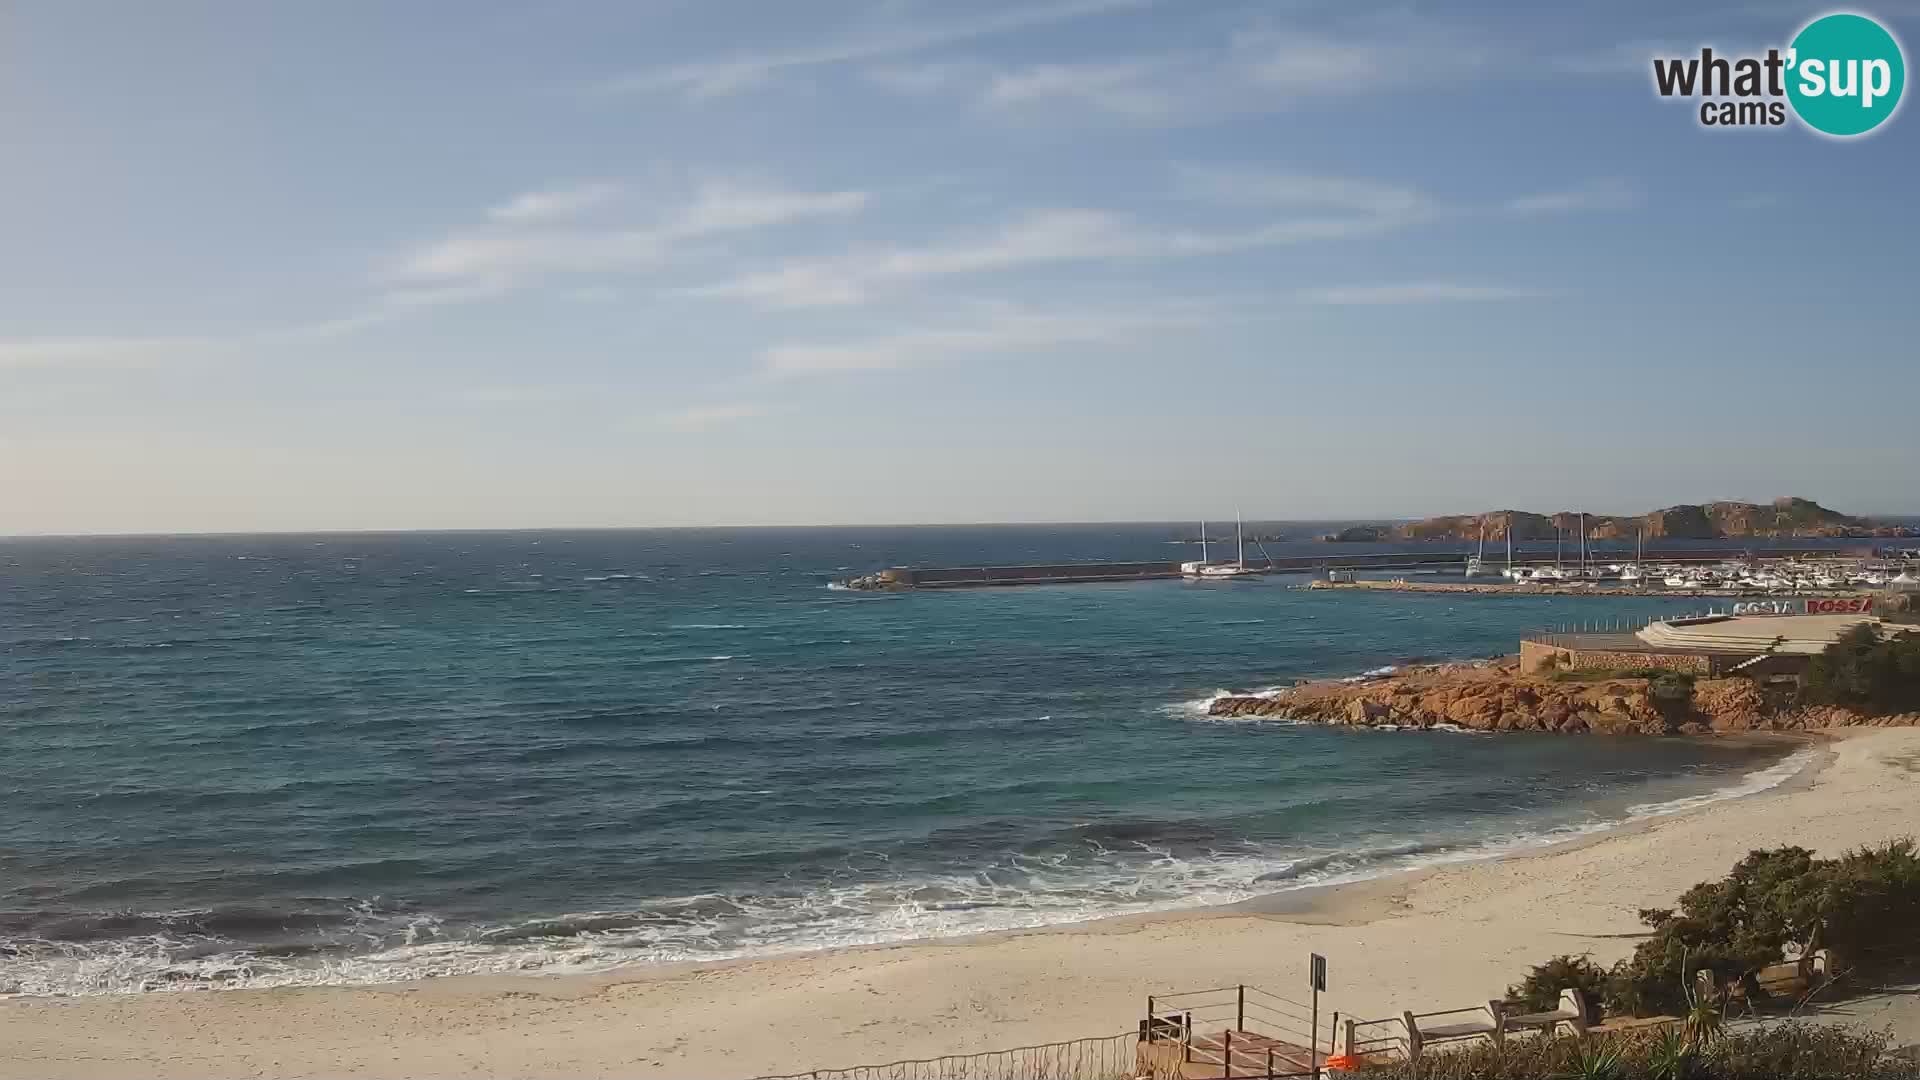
top-left (1605, 847), bottom-right (1827, 1016)
top-left (1800, 624), bottom-right (1920, 714)
top-left (1648, 672), bottom-right (1697, 725)
top-left (1507, 954), bottom-right (1608, 1022)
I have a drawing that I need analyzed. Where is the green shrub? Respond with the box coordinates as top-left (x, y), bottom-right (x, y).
top-left (1352, 1026), bottom-right (1919, 1079)
top-left (1647, 673), bottom-right (1697, 724)
top-left (1581, 841), bottom-right (1920, 1019)
top-left (1506, 954), bottom-right (1608, 1023)
top-left (1605, 846), bottom-right (1828, 1017)
top-left (1815, 838), bottom-right (1920, 978)
top-left (1799, 623), bottom-right (1920, 713)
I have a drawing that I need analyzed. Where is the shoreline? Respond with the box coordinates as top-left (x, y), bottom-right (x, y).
top-left (10, 728), bottom-right (1906, 1080)
top-left (0, 729), bottom-right (1812, 1001)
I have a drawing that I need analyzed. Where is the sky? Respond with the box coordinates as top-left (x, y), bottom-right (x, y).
top-left (2, 0), bottom-right (1916, 535)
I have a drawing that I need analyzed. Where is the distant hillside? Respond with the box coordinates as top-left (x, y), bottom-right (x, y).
top-left (1325, 497), bottom-right (1882, 542)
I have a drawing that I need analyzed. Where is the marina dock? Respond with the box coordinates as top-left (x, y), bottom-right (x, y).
top-left (1307, 579), bottom-right (1874, 601)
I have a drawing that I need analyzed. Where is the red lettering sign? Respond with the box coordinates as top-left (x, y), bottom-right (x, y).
top-left (1806, 597), bottom-right (1872, 614)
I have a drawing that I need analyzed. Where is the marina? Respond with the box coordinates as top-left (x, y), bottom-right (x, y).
top-left (838, 545), bottom-right (1915, 593)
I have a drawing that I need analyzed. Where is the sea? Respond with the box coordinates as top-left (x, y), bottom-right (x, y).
top-left (0, 524), bottom-right (1829, 995)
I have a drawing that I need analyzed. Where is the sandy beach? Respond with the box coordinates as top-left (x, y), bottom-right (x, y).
top-left (5, 729), bottom-right (1917, 1080)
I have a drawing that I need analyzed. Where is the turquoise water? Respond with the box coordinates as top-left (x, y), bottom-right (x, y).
top-left (0, 526), bottom-right (1802, 994)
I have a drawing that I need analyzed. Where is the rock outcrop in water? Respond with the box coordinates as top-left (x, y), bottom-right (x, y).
top-left (1208, 661), bottom-right (1920, 735)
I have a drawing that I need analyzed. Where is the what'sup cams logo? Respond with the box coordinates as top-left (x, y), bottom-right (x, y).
top-left (1652, 11), bottom-right (1906, 136)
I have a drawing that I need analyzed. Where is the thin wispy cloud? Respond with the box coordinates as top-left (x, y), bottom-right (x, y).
top-left (388, 227), bottom-right (668, 288)
top-left (0, 335), bottom-right (209, 371)
top-left (657, 401), bottom-right (772, 430)
top-left (863, 61), bottom-right (985, 95)
top-left (390, 179), bottom-right (868, 288)
top-left (1173, 167), bottom-right (1432, 218)
top-left (2, 282), bottom-right (506, 372)
top-left (488, 182), bottom-right (623, 223)
top-left (682, 174), bottom-right (1432, 310)
top-left (1554, 38), bottom-right (1770, 77)
top-left (668, 183), bottom-right (868, 235)
top-left (757, 301), bottom-right (1225, 378)
top-left (984, 59), bottom-right (1181, 119)
top-left (1296, 282), bottom-right (1549, 305)
top-left (894, 13), bottom-right (1489, 123)
top-left (1505, 179), bottom-right (1641, 215)
top-left (592, 0), bottom-right (1152, 100)
top-left (1231, 21), bottom-right (1489, 94)
top-left (452, 385), bottom-right (579, 406)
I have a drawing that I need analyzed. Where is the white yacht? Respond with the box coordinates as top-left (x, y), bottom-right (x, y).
top-left (1182, 513), bottom-right (1261, 580)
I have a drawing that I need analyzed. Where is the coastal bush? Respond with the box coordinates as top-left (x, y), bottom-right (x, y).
top-left (1799, 624), bottom-right (1920, 714)
top-left (1647, 673), bottom-right (1697, 725)
top-left (1814, 838), bottom-right (1920, 978)
top-left (1605, 846), bottom-right (1827, 1016)
top-left (1595, 841), bottom-right (1920, 1018)
top-left (1352, 1026), bottom-right (1920, 1079)
top-left (1506, 954), bottom-right (1608, 1022)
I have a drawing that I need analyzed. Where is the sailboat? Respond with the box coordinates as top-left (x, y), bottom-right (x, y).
top-left (1619, 529), bottom-right (1645, 582)
top-left (1464, 518), bottom-right (1488, 577)
top-left (1183, 512), bottom-right (1262, 579)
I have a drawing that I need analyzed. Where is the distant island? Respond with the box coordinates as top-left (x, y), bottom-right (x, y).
top-left (1322, 496), bottom-right (1916, 543)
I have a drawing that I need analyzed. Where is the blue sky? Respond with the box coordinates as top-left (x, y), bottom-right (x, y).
top-left (3, 0), bottom-right (1916, 534)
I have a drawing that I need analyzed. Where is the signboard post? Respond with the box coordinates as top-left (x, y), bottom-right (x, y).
top-left (1310, 953), bottom-right (1327, 1078)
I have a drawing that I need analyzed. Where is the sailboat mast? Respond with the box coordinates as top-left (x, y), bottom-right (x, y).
top-left (1579, 512), bottom-right (1586, 569)
top-left (1200, 519), bottom-right (1208, 564)
top-left (1505, 515), bottom-right (1513, 572)
top-left (1236, 510), bottom-right (1245, 569)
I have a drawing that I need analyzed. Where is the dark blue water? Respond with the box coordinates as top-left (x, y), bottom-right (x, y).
top-left (0, 526), bottom-right (1805, 994)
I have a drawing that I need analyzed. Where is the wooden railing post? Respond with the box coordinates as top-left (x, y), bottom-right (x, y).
top-left (1237, 984), bottom-right (1246, 1034)
top-left (1222, 1029), bottom-right (1232, 1079)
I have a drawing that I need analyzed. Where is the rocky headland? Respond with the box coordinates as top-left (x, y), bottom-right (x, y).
top-left (1208, 659), bottom-right (1920, 735)
top-left (1321, 497), bottom-right (1913, 544)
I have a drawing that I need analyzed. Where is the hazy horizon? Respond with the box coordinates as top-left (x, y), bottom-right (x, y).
top-left (7, 503), bottom-right (1918, 541)
top-left (6, 2), bottom-right (1916, 536)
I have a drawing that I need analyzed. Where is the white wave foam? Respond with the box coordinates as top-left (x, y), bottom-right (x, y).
top-left (1625, 745), bottom-right (1817, 819)
top-left (1162, 685), bottom-right (1295, 722)
top-left (670, 623), bottom-right (750, 630)
top-left (2, 750), bottom-right (1817, 998)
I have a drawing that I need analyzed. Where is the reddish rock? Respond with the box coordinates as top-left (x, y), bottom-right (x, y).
top-left (1204, 661), bottom-right (1919, 736)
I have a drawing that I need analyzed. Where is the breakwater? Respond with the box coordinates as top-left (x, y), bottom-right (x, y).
top-left (841, 561), bottom-right (1186, 590)
top-left (838, 547), bottom-right (1870, 591)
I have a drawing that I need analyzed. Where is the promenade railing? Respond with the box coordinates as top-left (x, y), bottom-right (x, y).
top-left (745, 1030), bottom-right (1156, 1080)
top-left (1143, 983), bottom-right (1327, 1078)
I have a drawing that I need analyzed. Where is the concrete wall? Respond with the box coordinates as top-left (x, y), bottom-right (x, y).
top-left (1519, 639), bottom-right (1718, 675)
